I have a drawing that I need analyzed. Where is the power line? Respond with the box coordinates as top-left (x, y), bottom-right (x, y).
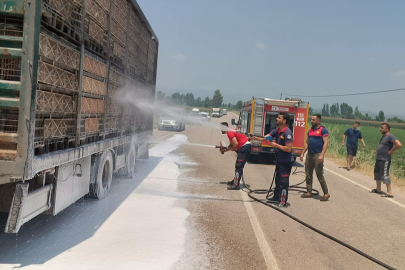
top-left (284, 87), bottom-right (405, 98)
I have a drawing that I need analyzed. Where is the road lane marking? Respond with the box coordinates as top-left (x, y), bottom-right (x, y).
top-left (240, 190), bottom-right (279, 270)
top-left (324, 167), bottom-right (405, 209)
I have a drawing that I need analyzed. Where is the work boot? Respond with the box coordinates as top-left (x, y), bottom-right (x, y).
top-left (266, 196), bottom-right (280, 204)
top-left (227, 180), bottom-right (234, 186)
top-left (227, 181), bottom-right (240, 190)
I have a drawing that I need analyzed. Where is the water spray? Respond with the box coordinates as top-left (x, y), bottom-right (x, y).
top-left (114, 85), bottom-right (236, 132)
top-left (183, 142), bottom-right (228, 154)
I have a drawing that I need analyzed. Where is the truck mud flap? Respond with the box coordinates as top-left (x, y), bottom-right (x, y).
top-left (5, 183), bottom-right (53, 233)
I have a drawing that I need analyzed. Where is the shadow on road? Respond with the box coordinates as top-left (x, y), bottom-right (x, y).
top-left (0, 157), bottom-right (162, 268)
top-left (247, 155), bottom-right (304, 168)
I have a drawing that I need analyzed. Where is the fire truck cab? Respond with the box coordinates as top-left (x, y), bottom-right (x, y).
top-left (232, 98), bottom-right (309, 158)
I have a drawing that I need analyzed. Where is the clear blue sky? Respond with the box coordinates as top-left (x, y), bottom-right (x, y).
top-left (138, 0), bottom-right (405, 116)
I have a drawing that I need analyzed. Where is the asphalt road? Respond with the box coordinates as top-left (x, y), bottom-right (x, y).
top-left (1, 113), bottom-right (405, 269)
top-left (169, 113), bottom-right (405, 270)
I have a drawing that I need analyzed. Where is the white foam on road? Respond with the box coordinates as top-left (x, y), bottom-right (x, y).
top-left (150, 134), bottom-right (187, 157)
top-left (4, 134), bottom-right (190, 270)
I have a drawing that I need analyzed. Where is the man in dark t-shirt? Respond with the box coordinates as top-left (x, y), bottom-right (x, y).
top-left (370, 123), bottom-right (402, 198)
top-left (220, 122), bottom-right (251, 190)
top-left (300, 114), bottom-right (330, 201)
top-left (250, 113), bottom-right (294, 207)
top-left (341, 122), bottom-right (366, 171)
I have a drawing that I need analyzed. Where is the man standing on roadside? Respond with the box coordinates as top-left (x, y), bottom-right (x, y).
top-left (220, 122), bottom-right (251, 190)
top-left (250, 113), bottom-right (293, 207)
top-left (300, 114), bottom-right (331, 201)
top-left (370, 123), bottom-right (402, 198)
top-left (341, 122), bottom-right (366, 171)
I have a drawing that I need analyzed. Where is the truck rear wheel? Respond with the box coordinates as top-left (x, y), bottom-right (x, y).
top-left (90, 151), bottom-right (113, 199)
top-left (126, 146), bottom-right (137, 177)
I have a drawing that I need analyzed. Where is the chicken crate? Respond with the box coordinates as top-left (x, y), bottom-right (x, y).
top-left (112, 39), bottom-right (126, 60)
top-left (94, 0), bottom-right (111, 13)
top-left (41, 1), bottom-right (83, 43)
top-left (140, 25), bottom-right (150, 43)
top-left (112, 4), bottom-right (127, 29)
top-left (83, 55), bottom-right (107, 78)
top-left (109, 68), bottom-right (125, 86)
top-left (132, 59), bottom-right (142, 76)
top-left (126, 52), bottom-right (135, 67)
top-left (107, 84), bottom-right (120, 100)
top-left (37, 61), bottom-right (79, 91)
top-left (0, 108), bottom-right (19, 135)
top-left (129, 9), bottom-right (140, 31)
top-left (87, 19), bottom-right (106, 45)
top-left (0, 59), bottom-right (21, 81)
top-left (138, 39), bottom-right (148, 55)
top-left (146, 68), bottom-right (154, 82)
top-left (86, 0), bottom-right (108, 29)
top-left (46, 0), bottom-right (74, 21)
top-left (122, 104), bottom-right (135, 115)
top-left (84, 118), bottom-right (99, 133)
top-left (127, 23), bottom-right (140, 45)
top-left (36, 90), bottom-right (76, 114)
top-left (113, 0), bottom-right (128, 17)
top-left (149, 39), bottom-right (158, 53)
top-left (106, 117), bottom-right (118, 130)
top-left (147, 50), bottom-right (156, 67)
top-left (44, 119), bottom-right (68, 138)
top-left (127, 41), bottom-right (138, 58)
top-left (127, 52), bottom-right (137, 69)
top-left (121, 116), bottom-right (132, 129)
top-left (106, 101), bottom-right (121, 114)
top-left (0, 15), bottom-right (24, 37)
top-left (39, 34), bottom-right (80, 71)
top-left (139, 62), bottom-right (147, 77)
top-left (138, 50), bottom-right (147, 65)
top-left (81, 97), bottom-right (105, 114)
top-left (111, 20), bottom-right (127, 45)
top-left (82, 76), bottom-right (106, 96)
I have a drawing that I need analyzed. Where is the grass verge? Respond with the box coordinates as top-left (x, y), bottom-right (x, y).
top-left (326, 125), bottom-right (405, 189)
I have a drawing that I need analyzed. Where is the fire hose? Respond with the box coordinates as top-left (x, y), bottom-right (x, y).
top-left (213, 131), bottom-right (395, 269)
top-left (239, 161), bottom-right (396, 270)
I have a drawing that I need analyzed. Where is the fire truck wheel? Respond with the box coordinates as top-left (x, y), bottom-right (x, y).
top-left (90, 151), bottom-right (113, 199)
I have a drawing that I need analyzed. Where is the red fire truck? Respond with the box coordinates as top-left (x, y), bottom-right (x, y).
top-left (232, 98), bottom-right (309, 159)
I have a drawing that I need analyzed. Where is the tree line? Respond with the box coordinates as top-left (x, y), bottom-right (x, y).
top-left (156, 89), bottom-right (244, 109)
top-left (309, 103), bottom-right (403, 123)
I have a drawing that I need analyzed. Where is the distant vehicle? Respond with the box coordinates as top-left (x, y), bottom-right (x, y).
top-left (192, 108), bottom-right (200, 113)
top-left (188, 110), bottom-right (204, 124)
top-left (222, 109), bottom-right (227, 115)
top-left (212, 108), bottom-right (221, 118)
top-left (199, 112), bottom-right (211, 121)
top-left (158, 109), bottom-right (186, 131)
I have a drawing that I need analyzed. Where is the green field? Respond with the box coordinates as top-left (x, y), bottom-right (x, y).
top-left (323, 123), bottom-right (405, 180)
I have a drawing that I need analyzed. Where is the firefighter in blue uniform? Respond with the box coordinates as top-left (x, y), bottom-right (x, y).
top-left (250, 112), bottom-right (294, 206)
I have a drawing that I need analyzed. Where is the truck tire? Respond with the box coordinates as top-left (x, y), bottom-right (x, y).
top-left (90, 151), bottom-right (113, 199)
top-left (115, 144), bottom-right (137, 178)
